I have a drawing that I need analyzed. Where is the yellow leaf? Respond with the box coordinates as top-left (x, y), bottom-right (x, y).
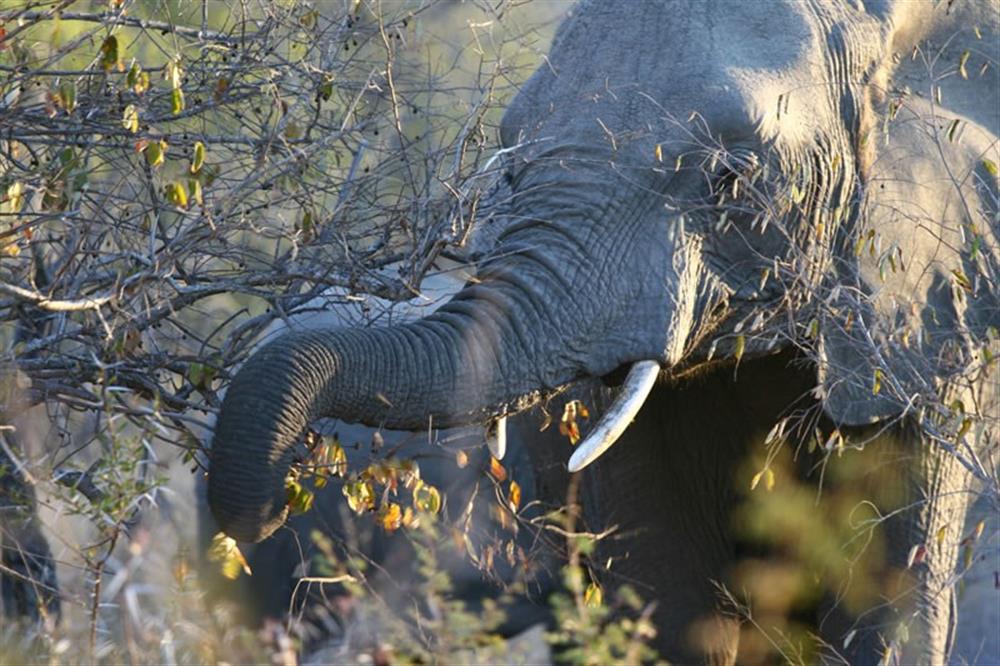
top-left (508, 480), bottom-right (521, 512)
top-left (191, 141), bottom-right (206, 173)
top-left (5, 182), bottom-right (24, 213)
top-left (145, 139), bottom-right (167, 168)
top-left (188, 179), bottom-right (203, 206)
top-left (170, 87), bottom-right (185, 115)
top-left (764, 467), bottom-right (775, 492)
top-left (343, 478), bottom-right (375, 513)
top-left (164, 57), bottom-right (183, 89)
top-left (285, 478), bottom-right (314, 516)
top-left (654, 144), bottom-right (663, 162)
top-left (734, 335), bottom-right (745, 362)
top-left (584, 581), bottom-right (603, 608)
top-left (750, 470), bottom-right (763, 491)
top-left (122, 104), bottom-right (139, 133)
top-left (935, 525), bottom-right (948, 545)
top-left (379, 502), bottom-right (402, 532)
top-left (956, 418), bottom-right (972, 440)
top-left (58, 81), bottom-right (76, 114)
top-left (165, 182), bottom-right (188, 208)
top-left (207, 532), bottom-right (252, 580)
top-left (972, 520), bottom-right (985, 541)
top-left (983, 159), bottom-right (999, 178)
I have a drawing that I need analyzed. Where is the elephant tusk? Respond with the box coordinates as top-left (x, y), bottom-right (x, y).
top-left (486, 415), bottom-right (507, 460)
top-left (567, 361), bottom-right (660, 473)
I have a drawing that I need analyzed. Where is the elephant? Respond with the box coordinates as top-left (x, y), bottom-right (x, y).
top-left (207, 1), bottom-right (999, 663)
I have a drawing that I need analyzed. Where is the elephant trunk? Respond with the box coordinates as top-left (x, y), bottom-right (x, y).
top-left (208, 298), bottom-right (551, 543)
top-left (891, 442), bottom-right (971, 663)
top-left (846, 430), bottom-right (972, 664)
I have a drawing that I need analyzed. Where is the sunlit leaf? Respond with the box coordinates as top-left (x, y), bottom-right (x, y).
top-left (654, 144), bottom-right (663, 162)
top-left (750, 467), bottom-right (775, 492)
top-left (165, 182), bottom-right (188, 208)
top-left (734, 335), bottom-right (745, 362)
top-left (508, 480), bottom-right (521, 512)
top-left (584, 581), bottom-right (603, 608)
top-left (188, 179), bottom-right (203, 206)
top-left (963, 520), bottom-right (986, 546)
top-left (99, 36), bottom-right (121, 71)
top-left (872, 368), bottom-right (883, 395)
top-left (413, 482), bottom-right (441, 514)
top-left (121, 104), bottom-right (139, 133)
top-left (144, 139), bottom-right (167, 168)
top-left (936, 525), bottom-right (948, 545)
top-left (379, 502), bottom-right (403, 532)
top-left (285, 478), bottom-right (314, 516)
top-left (170, 87), bottom-right (185, 115)
top-left (58, 81), bottom-right (76, 114)
top-left (489, 456), bottom-right (507, 482)
top-left (5, 182), bottom-right (24, 213)
top-left (164, 57), bottom-right (183, 89)
top-left (208, 532), bottom-right (252, 580)
top-left (191, 141), bottom-right (206, 173)
top-left (959, 49), bottom-right (970, 79)
top-left (343, 478), bottom-right (375, 514)
top-left (951, 269), bottom-right (972, 292)
top-left (983, 159), bottom-right (998, 178)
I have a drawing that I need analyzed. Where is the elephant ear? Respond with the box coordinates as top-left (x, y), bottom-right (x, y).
top-left (817, 99), bottom-right (1000, 426)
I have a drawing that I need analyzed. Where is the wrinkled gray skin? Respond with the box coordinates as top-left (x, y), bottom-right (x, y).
top-left (199, 269), bottom-right (561, 645)
top-left (210, 2), bottom-right (999, 663)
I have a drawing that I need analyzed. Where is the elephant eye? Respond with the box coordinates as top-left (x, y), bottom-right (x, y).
top-left (710, 148), bottom-right (761, 203)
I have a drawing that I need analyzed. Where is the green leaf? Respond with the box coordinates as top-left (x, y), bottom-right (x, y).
top-left (170, 87), bottom-right (185, 115)
top-left (982, 159), bottom-right (998, 177)
top-left (413, 481), bottom-right (441, 514)
top-left (99, 36), bottom-right (121, 71)
top-left (145, 139), bottom-right (167, 168)
top-left (58, 81), bottom-right (76, 114)
top-left (285, 479), bottom-right (314, 516)
top-left (584, 581), bottom-right (603, 608)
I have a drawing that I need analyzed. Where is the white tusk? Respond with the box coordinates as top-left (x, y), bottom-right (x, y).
top-left (567, 361), bottom-right (660, 473)
top-left (486, 416), bottom-right (507, 460)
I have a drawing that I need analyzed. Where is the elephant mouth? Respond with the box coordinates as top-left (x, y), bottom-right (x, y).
top-left (566, 360), bottom-right (661, 471)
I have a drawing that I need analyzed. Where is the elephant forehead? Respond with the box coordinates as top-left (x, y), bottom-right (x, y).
top-left (501, 1), bottom-right (891, 163)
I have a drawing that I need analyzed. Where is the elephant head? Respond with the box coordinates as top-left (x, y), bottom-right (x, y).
top-left (210, 1), bottom-right (998, 661)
